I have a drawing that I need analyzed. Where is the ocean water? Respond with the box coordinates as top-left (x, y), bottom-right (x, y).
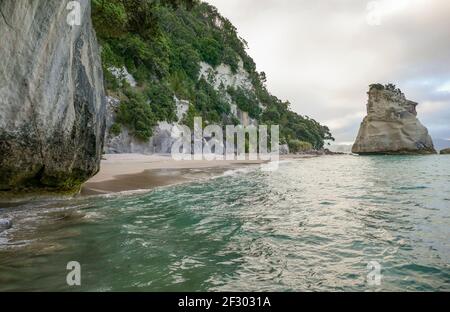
top-left (0, 155), bottom-right (449, 291)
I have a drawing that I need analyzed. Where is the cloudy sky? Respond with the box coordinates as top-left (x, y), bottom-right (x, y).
top-left (208, 0), bottom-right (450, 146)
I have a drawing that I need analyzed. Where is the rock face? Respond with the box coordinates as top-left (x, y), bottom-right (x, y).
top-left (0, 0), bottom-right (106, 191)
top-left (279, 144), bottom-right (290, 155)
top-left (0, 219), bottom-right (12, 232)
top-left (104, 96), bottom-right (187, 154)
top-left (440, 148), bottom-right (450, 155)
top-left (199, 60), bottom-right (261, 127)
top-left (352, 85), bottom-right (436, 155)
top-left (199, 60), bottom-right (253, 91)
top-left (106, 121), bottom-right (180, 155)
top-left (104, 60), bottom-right (260, 155)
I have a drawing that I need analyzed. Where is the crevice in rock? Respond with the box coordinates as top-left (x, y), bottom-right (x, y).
top-left (0, 5), bottom-right (14, 30)
top-left (24, 79), bottom-right (46, 164)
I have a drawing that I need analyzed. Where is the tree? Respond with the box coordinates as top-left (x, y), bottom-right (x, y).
top-left (198, 37), bottom-right (221, 67)
top-left (385, 83), bottom-right (397, 92)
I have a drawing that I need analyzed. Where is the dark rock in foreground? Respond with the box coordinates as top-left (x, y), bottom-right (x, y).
top-left (0, 0), bottom-right (106, 193)
top-left (352, 84), bottom-right (436, 155)
top-left (0, 219), bottom-right (12, 232)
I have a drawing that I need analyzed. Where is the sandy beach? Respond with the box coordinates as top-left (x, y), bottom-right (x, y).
top-left (81, 154), bottom-right (271, 195)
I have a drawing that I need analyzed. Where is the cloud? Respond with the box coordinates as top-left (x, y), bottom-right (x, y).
top-left (208, 0), bottom-right (450, 143)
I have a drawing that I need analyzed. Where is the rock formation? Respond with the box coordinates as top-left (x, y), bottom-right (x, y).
top-left (104, 96), bottom-right (189, 154)
top-left (352, 84), bottom-right (436, 155)
top-left (104, 60), bottom-right (260, 155)
top-left (0, 0), bottom-right (106, 192)
top-left (199, 60), bottom-right (261, 127)
top-left (0, 219), bottom-right (12, 232)
top-left (440, 148), bottom-right (450, 155)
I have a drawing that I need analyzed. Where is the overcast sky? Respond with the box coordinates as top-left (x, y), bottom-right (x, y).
top-left (208, 0), bottom-right (450, 145)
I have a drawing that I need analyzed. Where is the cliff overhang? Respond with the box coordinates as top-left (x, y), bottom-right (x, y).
top-left (0, 0), bottom-right (106, 194)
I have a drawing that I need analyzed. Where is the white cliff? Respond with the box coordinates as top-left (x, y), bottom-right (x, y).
top-left (199, 60), bottom-right (253, 91)
top-left (104, 59), bottom-right (262, 155)
top-left (104, 96), bottom-right (188, 154)
top-left (0, 0), bottom-right (106, 192)
top-left (199, 60), bottom-right (262, 126)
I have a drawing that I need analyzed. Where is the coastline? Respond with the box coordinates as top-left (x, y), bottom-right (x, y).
top-left (81, 154), bottom-right (267, 196)
top-left (80, 153), bottom-right (320, 196)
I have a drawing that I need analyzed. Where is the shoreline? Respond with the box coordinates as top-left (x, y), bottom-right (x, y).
top-left (80, 153), bottom-right (322, 196)
top-left (0, 153), bottom-right (335, 204)
top-left (81, 154), bottom-right (269, 196)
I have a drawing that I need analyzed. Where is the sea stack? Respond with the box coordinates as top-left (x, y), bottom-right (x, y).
top-left (352, 84), bottom-right (436, 155)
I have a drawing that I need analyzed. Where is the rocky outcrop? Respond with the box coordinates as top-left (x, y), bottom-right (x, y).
top-left (199, 60), bottom-right (261, 127)
top-left (106, 121), bottom-right (180, 154)
top-left (0, 0), bottom-right (106, 192)
top-left (0, 219), bottom-right (12, 232)
top-left (440, 148), bottom-right (450, 155)
top-left (278, 144), bottom-right (289, 155)
top-left (105, 60), bottom-right (261, 155)
top-left (104, 96), bottom-right (187, 154)
top-left (352, 84), bottom-right (436, 155)
top-left (108, 66), bottom-right (137, 87)
top-left (199, 60), bottom-right (253, 91)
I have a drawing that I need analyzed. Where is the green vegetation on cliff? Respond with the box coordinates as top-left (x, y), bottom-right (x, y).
top-left (92, 0), bottom-right (333, 148)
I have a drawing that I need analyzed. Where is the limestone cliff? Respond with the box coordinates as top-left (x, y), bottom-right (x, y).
top-left (352, 84), bottom-right (436, 155)
top-left (104, 60), bottom-right (259, 155)
top-left (93, 1), bottom-right (333, 152)
top-left (198, 60), bottom-right (261, 127)
top-left (105, 95), bottom-right (189, 154)
top-left (0, 0), bottom-right (106, 192)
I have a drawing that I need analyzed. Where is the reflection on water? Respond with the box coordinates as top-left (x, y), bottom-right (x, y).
top-left (0, 155), bottom-right (449, 291)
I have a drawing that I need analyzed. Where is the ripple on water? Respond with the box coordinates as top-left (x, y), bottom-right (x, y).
top-left (0, 155), bottom-right (449, 291)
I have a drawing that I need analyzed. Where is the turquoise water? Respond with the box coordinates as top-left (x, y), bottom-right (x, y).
top-left (0, 155), bottom-right (449, 291)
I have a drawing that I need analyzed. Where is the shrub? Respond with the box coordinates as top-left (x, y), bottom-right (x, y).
top-left (146, 83), bottom-right (177, 122)
top-left (222, 47), bottom-right (239, 73)
top-left (198, 37), bottom-right (221, 67)
top-left (385, 83), bottom-right (397, 91)
top-left (110, 123), bottom-right (122, 136)
top-left (169, 70), bottom-right (194, 99)
top-left (227, 87), bottom-right (262, 119)
top-left (92, 0), bottom-right (128, 38)
top-left (116, 90), bottom-right (156, 141)
top-left (194, 79), bottom-right (230, 123)
top-left (172, 45), bottom-right (201, 80)
top-left (182, 104), bottom-right (199, 129)
top-left (288, 140), bottom-right (313, 153)
top-left (370, 83), bottom-right (384, 91)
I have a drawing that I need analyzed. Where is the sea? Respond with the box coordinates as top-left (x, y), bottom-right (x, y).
top-left (0, 155), bottom-right (449, 291)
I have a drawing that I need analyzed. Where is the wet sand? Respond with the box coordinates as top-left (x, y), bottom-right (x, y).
top-left (81, 154), bottom-right (268, 195)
